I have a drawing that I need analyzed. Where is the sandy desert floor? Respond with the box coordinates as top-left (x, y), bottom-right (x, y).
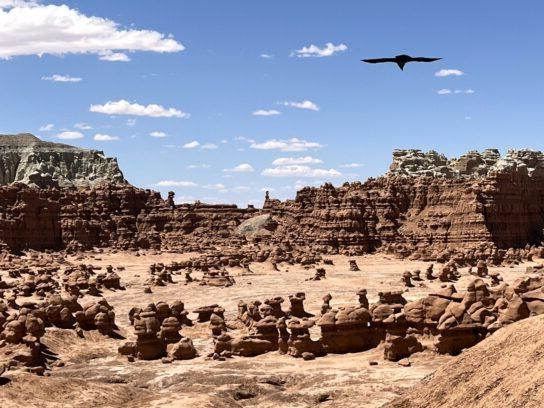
top-left (0, 251), bottom-right (538, 408)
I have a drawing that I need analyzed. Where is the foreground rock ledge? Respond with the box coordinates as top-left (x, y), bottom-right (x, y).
top-left (385, 313), bottom-right (544, 408)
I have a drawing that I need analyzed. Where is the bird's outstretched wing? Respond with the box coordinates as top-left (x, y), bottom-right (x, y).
top-left (411, 57), bottom-right (442, 62)
top-left (362, 58), bottom-right (397, 64)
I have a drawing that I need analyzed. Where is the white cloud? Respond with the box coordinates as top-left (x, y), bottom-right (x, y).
top-left (39, 123), bottom-right (54, 131)
top-left (235, 135), bottom-right (255, 143)
top-left (279, 100), bottom-right (319, 111)
top-left (183, 140), bottom-right (200, 149)
top-left (260, 53), bottom-right (273, 59)
top-left (438, 88), bottom-right (474, 95)
top-left (150, 131), bottom-right (166, 138)
top-left (201, 143), bottom-right (218, 150)
top-left (454, 89), bottom-right (474, 94)
top-left (93, 133), bottom-right (119, 141)
top-left (126, 119), bottom-right (136, 127)
top-left (272, 156), bottom-right (323, 165)
top-left (156, 180), bottom-right (227, 192)
top-left (252, 109), bottom-right (281, 116)
top-left (203, 183), bottom-right (226, 190)
top-left (224, 163), bottom-right (255, 173)
top-left (435, 69), bottom-right (464, 77)
top-left (0, 3), bottom-right (184, 60)
top-left (157, 180), bottom-right (198, 187)
top-left (90, 99), bottom-right (189, 118)
top-left (98, 51), bottom-right (130, 62)
top-left (41, 74), bottom-right (81, 82)
top-left (292, 42), bottom-right (347, 58)
top-left (74, 123), bottom-right (92, 130)
top-left (56, 131), bottom-right (83, 140)
top-left (339, 163), bottom-right (361, 168)
top-left (262, 165), bottom-right (342, 178)
top-left (186, 164), bottom-right (211, 169)
top-left (250, 137), bottom-right (324, 152)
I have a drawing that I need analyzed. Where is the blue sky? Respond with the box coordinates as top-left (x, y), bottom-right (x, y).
top-left (1, 1), bottom-right (544, 206)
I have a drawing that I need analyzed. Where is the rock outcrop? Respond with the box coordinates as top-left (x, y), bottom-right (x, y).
top-left (0, 146), bottom-right (544, 254)
top-left (0, 134), bottom-right (126, 188)
top-left (386, 314), bottom-right (544, 408)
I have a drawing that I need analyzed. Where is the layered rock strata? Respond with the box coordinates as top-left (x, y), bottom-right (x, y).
top-left (0, 133), bottom-right (126, 188)
top-left (0, 147), bottom-right (543, 253)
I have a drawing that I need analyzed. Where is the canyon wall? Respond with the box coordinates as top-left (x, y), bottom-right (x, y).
top-left (0, 184), bottom-right (257, 251)
top-left (0, 146), bottom-right (543, 253)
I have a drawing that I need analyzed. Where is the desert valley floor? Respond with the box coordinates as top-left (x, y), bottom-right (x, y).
top-left (1, 251), bottom-right (539, 408)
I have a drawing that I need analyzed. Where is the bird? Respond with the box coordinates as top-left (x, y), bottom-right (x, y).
top-left (362, 54), bottom-right (441, 70)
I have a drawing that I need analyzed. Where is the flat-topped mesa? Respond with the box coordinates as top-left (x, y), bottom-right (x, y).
top-left (389, 148), bottom-right (544, 178)
top-left (0, 133), bottom-right (127, 188)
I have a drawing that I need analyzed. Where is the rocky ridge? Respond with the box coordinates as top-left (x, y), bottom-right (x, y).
top-left (0, 145), bottom-right (543, 255)
top-left (0, 133), bottom-right (126, 188)
top-left (389, 148), bottom-right (544, 178)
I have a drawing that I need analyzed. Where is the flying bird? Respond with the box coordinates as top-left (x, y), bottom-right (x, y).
top-left (362, 54), bottom-right (442, 70)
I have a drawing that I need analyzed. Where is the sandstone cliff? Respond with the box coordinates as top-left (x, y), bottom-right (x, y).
top-left (0, 133), bottom-right (127, 188)
top-left (0, 147), bottom-right (543, 253)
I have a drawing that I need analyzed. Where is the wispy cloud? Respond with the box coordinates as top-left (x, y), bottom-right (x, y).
top-left (183, 140), bottom-right (200, 149)
top-left (94, 133), bottom-right (119, 141)
top-left (292, 42), bottom-right (347, 58)
top-left (260, 53), bottom-right (273, 59)
top-left (74, 123), bottom-right (92, 130)
top-left (0, 3), bottom-right (183, 60)
top-left (186, 164), bottom-right (211, 169)
top-left (41, 74), bottom-right (81, 82)
top-left (56, 131), bottom-right (83, 140)
top-left (157, 180), bottom-right (198, 187)
top-left (262, 165), bottom-right (341, 178)
top-left (272, 156), bottom-right (323, 165)
top-left (98, 51), bottom-right (130, 62)
top-left (201, 143), bottom-right (218, 150)
top-left (223, 163), bottom-right (255, 173)
top-left (435, 69), bottom-right (464, 77)
top-left (150, 131), bottom-right (167, 138)
top-left (250, 138), bottom-right (324, 152)
top-left (339, 163), bottom-right (361, 168)
top-left (90, 100), bottom-right (189, 118)
top-left (39, 123), bottom-right (54, 132)
top-left (203, 183), bottom-right (226, 190)
top-left (455, 89), bottom-right (474, 94)
top-left (252, 109), bottom-right (281, 116)
top-left (279, 100), bottom-right (319, 111)
top-left (158, 182), bottom-right (228, 193)
top-left (437, 88), bottom-right (474, 95)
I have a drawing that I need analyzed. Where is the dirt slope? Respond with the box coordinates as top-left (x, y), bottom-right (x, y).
top-left (386, 314), bottom-right (544, 408)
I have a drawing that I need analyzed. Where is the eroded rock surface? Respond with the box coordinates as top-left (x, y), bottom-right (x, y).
top-left (0, 134), bottom-right (126, 188)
